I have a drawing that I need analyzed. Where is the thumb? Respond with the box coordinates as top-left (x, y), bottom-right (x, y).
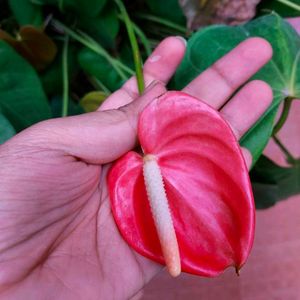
top-left (14, 82), bottom-right (166, 164)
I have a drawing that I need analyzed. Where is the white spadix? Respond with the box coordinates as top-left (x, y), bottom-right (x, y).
top-left (142, 154), bottom-right (181, 277)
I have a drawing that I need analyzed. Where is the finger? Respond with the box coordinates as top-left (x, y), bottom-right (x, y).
top-left (99, 36), bottom-right (186, 111)
top-left (220, 80), bottom-right (273, 140)
top-left (183, 37), bottom-right (273, 109)
top-left (287, 17), bottom-right (300, 34)
top-left (26, 82), bottom-right (166, 164)
top-left (124, 36), bottom-right (187, 94)
top-left (241, 147), bottom-right (252, 170)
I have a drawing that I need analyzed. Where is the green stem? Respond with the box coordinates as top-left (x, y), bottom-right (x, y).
top-left (275, 0), bottom-right (300, 12)
top-left (77, 29), bottom-right (134, 75)
top-left (115, 0), bottom-right (145, 94)
top-left (273, 135), bottom-right (297, 164)
top-left (272, 97), bottom-right (294, 135)
top-left (118, 14), bottom-right (152, 56)
top-left (289, 50), bottom-right (300, 95)
top-left (135, 13), bottom-right (187, 35)
top-left (132, 22), bottom-right (152, 57)
top-left (52, 20), bottom-right (134, 80)
top-left (62, 35), bottom-right (69, 117)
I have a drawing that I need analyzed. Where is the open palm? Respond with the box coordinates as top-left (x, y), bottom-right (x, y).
top-left (0, 37), bottom-right (273, 300)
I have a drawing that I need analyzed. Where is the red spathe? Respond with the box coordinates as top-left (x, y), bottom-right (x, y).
top-left (108, 91), bottom-right (255, 277)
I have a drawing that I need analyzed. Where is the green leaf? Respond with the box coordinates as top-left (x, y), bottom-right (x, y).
top-left (78, 47), bottom-right (124, 91)
top-left (119, 42), bottom-right (135, 70)
top-left (75, 0), bottom-right (107, 16)
top-left (173, 14), bottom-right (300, 165)
top-left (0, 113), bottom-right (16, 144)
top-left (36, 0), bottom-right (107, 17)
top-left (145, 0), bottom-right (186, 25)
top-left (0, 26), bottom-right (58, 71)
top-left (9, 0), bottom-right (43, 26)
top-left (80, 91), bottom-right (107, 112)
top-left (0, 41), bottom-right (51, 131)
top-left (250, 155), bottom-right (300, 209)
top-left (78, 3), bottom-right (119, 48)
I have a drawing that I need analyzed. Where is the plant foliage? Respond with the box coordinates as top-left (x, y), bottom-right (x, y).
top-left (0, 0), bottom-right (299, 208)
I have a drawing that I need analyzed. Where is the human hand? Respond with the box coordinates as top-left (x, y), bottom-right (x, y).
top-left (0, 36), bottom-right (272, 300)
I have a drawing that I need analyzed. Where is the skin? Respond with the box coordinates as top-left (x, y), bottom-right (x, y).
top-left (0, 37), bottom-right (273, 300)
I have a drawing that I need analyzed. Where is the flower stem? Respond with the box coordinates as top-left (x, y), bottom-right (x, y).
top-left (275, 0), bottom-right (300, 12)
top-left (272, 97), bottom-right (294, 135)
top-left (115, 0), bottom-right (145, 94)
top-left (62, 35), bottom-right (69, 117)
top-left (118, 14), bottom-right (152, 56)
top-left (131, 22), bottom-right (152, 57)
top-left (273, 135), bottom-right (297, 164)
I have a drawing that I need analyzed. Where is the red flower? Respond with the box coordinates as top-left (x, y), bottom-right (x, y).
top-left (108, 91), bottom-right (255, 277)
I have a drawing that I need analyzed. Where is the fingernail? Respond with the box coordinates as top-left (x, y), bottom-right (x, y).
top-left (149, 54), bottom-right (161, 63)
top-left (175, 36), bottom-right (187, 47)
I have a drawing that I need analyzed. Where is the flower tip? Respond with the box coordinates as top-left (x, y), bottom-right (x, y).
top-left (235, 266), bottom-right (241, 277)
top-left (168, 263), bottom-right (181, 278)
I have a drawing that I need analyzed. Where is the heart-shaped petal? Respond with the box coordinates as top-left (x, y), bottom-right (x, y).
top-left (108, 91), bottom-right (255, 277)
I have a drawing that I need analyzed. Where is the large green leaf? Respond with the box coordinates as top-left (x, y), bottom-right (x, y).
top-left (0, 41), bottom-right (51, 132)
top-left (173, 14), bottom-right (300, 164)
top-left (0, 113), bottom-right (16, 144)
top-left (250, 155), bottom-right (300, 209)
top-left (9, 0), bottom-right (43, 26)
top-left (78, 2), bottom-right (120, 49)
top-left (78, 47), bottom-right (124, 91)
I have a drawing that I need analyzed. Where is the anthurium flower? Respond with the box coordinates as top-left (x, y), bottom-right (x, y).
top-left (108, 91), bottom-right (255, 277)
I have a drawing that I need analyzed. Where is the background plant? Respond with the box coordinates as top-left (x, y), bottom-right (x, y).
top-left (0, 0), bottom-right (299, 208)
